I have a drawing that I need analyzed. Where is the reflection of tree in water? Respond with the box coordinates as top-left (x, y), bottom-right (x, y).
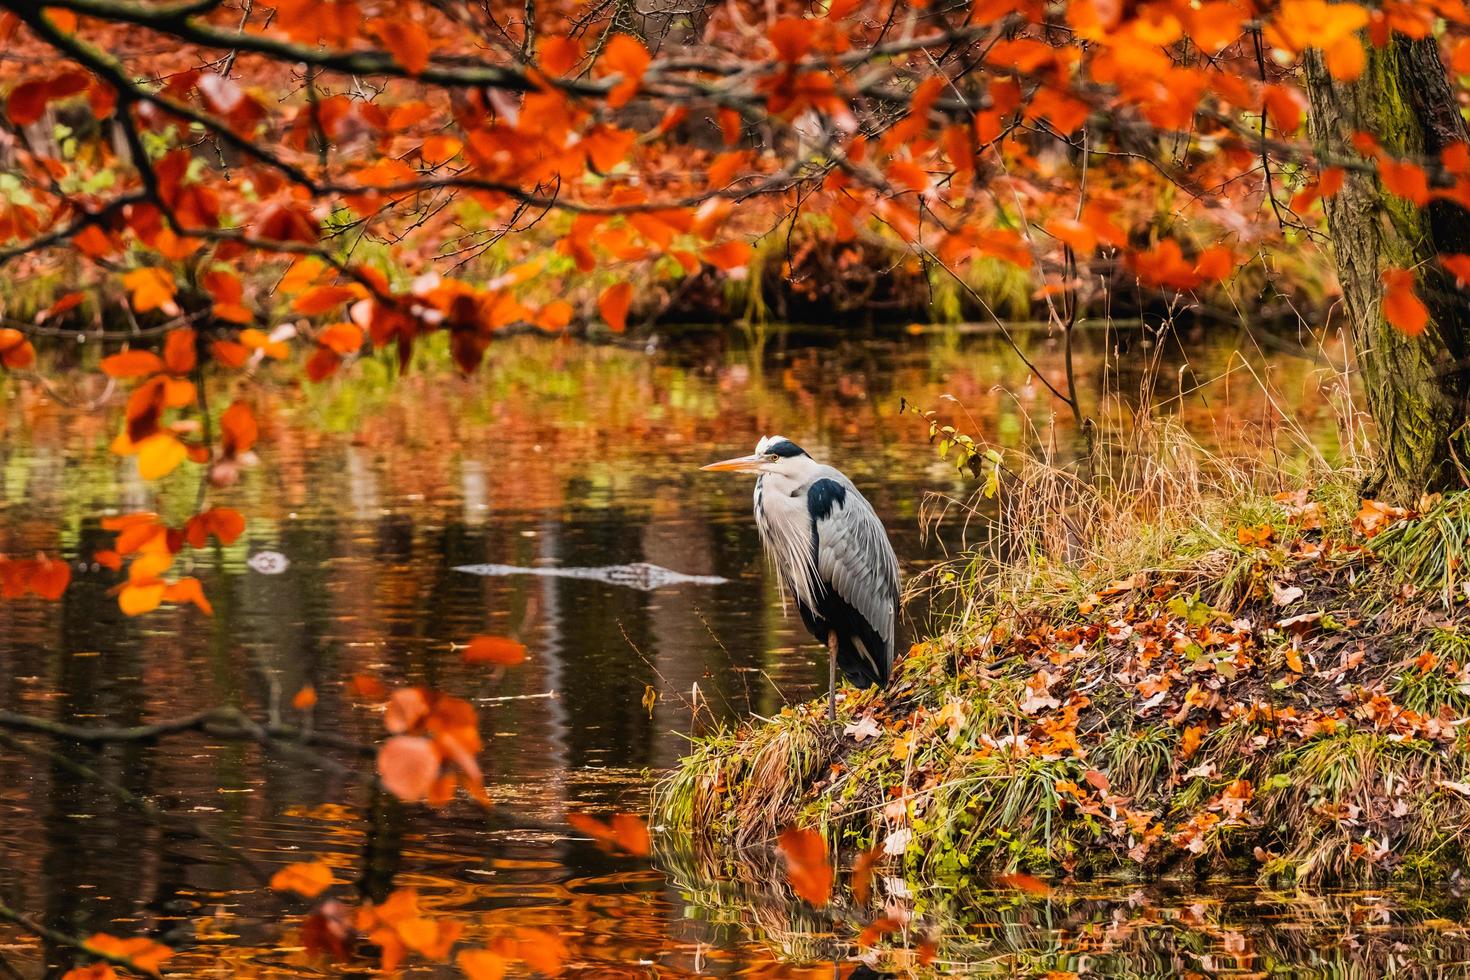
top-left (660, 840), bottom-right (1470, 976)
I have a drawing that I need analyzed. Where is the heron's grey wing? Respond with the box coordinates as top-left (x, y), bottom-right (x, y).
top-left (808, 475), bottom-right (900, 658)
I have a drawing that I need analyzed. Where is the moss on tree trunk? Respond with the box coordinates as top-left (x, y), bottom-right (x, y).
top-left (1303, 38), bottom-right (1470, 500)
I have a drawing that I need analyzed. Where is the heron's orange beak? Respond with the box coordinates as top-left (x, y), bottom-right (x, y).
top-left (701, 454), bottom-right (764, 472)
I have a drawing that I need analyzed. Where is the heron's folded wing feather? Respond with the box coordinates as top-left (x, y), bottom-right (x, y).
top-left (809, 476), bottom-right (899, 655)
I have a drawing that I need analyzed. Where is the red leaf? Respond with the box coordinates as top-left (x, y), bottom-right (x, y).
top-left (768, 16), bottom-right (815, 62)
top-left (463, 635), bottom-right (526, 665)
top-left (539, 36), bottom-right (581, 75)
top-left (377, 735), bottom-right (441, 802)
top-left (101, 350), bottom-right (165, 379)
top-left (600, 35), bottom-right (650, 108)
top-left (700, 241), bottom-right (752, 270)
top-left (220, 401), bottom-right (258, 456)
top-left (777, 827), bottom-right (832, 907)
top-left (996, 872), bottom-right (1053, 895)
top-left (1379, 157), bottom-right (1430, 204)
top-left (598, 282), bottom-right (632, 332)
top-left (851, 847), bottom-right (883, 905)
top-left (1382, 266), bottom-right (1429, 336)
top-left (1261, 84), bottom-right (1305, 134)
top-left (1440, 253), bottom-right (1470, 286)
top-left (370, 16), bottom-right (431, 75)
top-left (271, 860), bottom-right (334, 898)
top-left (292, 285), bottom-right (358, 315)
top-left (7, 79), bottom-right (50, 125)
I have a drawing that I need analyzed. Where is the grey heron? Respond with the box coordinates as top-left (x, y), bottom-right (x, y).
top-left (703, 435), bottom-right (900, 720)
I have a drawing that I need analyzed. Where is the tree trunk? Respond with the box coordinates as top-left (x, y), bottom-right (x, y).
top-left (1303, 38), bottom-right (1470, 501)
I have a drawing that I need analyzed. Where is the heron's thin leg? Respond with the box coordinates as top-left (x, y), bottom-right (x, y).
top-left (827, 633), bottom-right (839, 725)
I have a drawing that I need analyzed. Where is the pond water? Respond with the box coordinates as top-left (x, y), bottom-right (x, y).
top-left (5, 324), bottom-right (1463, 977)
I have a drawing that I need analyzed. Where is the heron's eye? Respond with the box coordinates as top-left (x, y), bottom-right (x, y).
top-left (764, 453), bottom-right (780, 462)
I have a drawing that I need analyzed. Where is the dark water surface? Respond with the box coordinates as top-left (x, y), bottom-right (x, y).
top-left (6, 328), bottom-right (1463, 976)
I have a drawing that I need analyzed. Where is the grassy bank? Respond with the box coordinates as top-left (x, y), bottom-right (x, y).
top-left (653, 442), bottom-right (1470, 888)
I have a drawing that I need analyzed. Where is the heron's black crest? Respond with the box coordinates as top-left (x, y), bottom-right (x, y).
top-left (806, 477), bottom-right (847, 520)
top-left (766, 439), bottom-right (807, 458)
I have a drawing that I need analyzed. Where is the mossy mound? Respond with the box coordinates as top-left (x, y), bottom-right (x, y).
top-left (655, 493), bottom-right (1470, 887)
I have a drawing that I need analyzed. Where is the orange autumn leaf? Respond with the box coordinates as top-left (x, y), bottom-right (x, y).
top-left (457, 949), bottom-right (507, 980)
top-left (463, 635), bottom-right (527, 665)
top-left (777, 826), bottom-right (832, 907)
top-left (135, 432), bottom-right (188, 480)
top-left (996, 871), bottom-right (1052, 895)
top-left (61, 967), bottom-right (118, 980)
top-left (1261, 84), bottom-right (1306, 134)
top-left (857, 915), bottom-right (902, 948)
top-left (122, 267), bottom-right (178, 315)
top-left (162, 576), bottom-right (213, 615)
top-left (348, 673), bottom-right (389, 699)
top-left (598, 282), bottom-right (632, 333)
top-left (0, 328), bottom-right (35, 369)
top-left (513, 928), bottom-right (568, 974)
top-left (163, 327), bottom-right (196, 374)
top-left (700, 240), bottom-right (753, 270)
top-left (1379, 158), bottom-right (1430, 204)
top-left (1441, 253), bottom-right (1470, 286)
top-left (1381, 267), bottom-right (1429, 336)
top-left (293, 685), bottom-right (318, 710)
top-left (270, 860), bottom-right (334, 898)
top-left (101, 349), bottom-right (165, 379)
top-left (852, 846), bottom-right (883, 905)
top-left (1047, 218), bottom-right (1097, 255)
top-left (540, 36), bottom-right (582, 75)
top-left (600, 34), bottom-right (650, 108)
top-left (567, 812), bottom-right (651, 856)
top-left (370, 16), bottom-right (432, 75)
top-left (85, 934), bottom-right (174, 973)
top-left (220, 401), bottom-right (258, 456)
top-left (291, 284), bottom-right (358, 315)
top-left (377, 734), bottom-right (441, 802)
top-left (183, 507), bottom-right (245, 548)
top-left (317, 322), bottom-right (364, 355)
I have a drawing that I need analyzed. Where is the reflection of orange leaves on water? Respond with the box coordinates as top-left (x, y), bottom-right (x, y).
top-left (86, 933), bottom-right (174, 973)
top-left (458, 948), bottom-right (507, 979)
top-left (99, 511), bottom-right (215, 615)
top-left (355, 889), bottom-right (463, 972)
top-left (777, 827), bottom-right (833, 907)
top-left (302, 899), bottom-right (354, 960)
top-left (566, 812), bottom-right (651, 856)
top-left (511, 928), bottom-right (568, 974)
top-left (270, 860), bottom-right (334, 898)
top-left (857, 915), bottom-right (902, 947)
top-left (347, 673), bottom-right (388, 699)
top-left (293, 685), bottom-right (318, 710)
top-left (996, 872), bottom-right (1052, 895)
top-left (61, 966), bottom-right (117, 980)
top-left (220, 401), bottom-right (258, 455)
top-left (162, 576), bottom-right (213, 615)
top-left (851, 846), bottom-right (883, 904)
top-left (0, 556), bottom-right (71, 600)
top-left (183, 507), bottom-right (245, 547)
top-left (463, 635), bottom-right (527, 665)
